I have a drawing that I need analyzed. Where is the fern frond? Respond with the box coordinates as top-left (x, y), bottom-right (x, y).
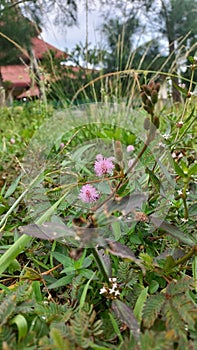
top-left (166, 278), bottom-right (191, 296)
top-left (163, 300), bottom-right (187, 339)
top-left (68, 303), bottom-right (103, 348)
top-left (140, 330), bottom-right (174, 350)
top-left (0, 293), bottom-right (17, 326)
top-left (143, 294), bottom-right (165, 328)
top-left (117, 261), bottom-right (138, 287)
top-left (0, 325), bottom-right (16, 347)
top-left (171, 294), bottom-right (196, 331)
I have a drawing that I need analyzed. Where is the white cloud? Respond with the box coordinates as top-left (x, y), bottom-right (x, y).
top-left (41, 2), bottom-right (104, 52)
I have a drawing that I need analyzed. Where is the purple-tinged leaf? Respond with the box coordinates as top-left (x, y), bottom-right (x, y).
top-left (150, 217), bottom-right (195, 246)
top-left (106, 240), bottom-right (145, 274)
top-left (112, 299), bottom-right (140, 341)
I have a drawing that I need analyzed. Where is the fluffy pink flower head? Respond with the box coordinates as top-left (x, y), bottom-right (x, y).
top-left (79, 184), bottom-right (99, 203)
top-left (94, 154), bottom-right (115, 177)
top-left (127, 145), bottom-right (135, 152)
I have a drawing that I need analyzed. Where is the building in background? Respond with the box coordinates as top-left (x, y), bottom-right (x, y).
top-left (0, 36), bottom-right (67, 104)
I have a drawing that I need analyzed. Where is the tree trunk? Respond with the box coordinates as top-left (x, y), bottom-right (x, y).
top-left (0, 70), bottom-right (5, 107)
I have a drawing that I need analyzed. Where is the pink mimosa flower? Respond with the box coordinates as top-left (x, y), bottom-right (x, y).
top-left (79, 184), bottom-right (99, 203)
top-left (94, 154), bottom-right (115, 177)
top-left (127, 145), bottom-right (135, 152)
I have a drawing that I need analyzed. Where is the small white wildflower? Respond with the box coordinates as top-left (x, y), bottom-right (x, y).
top-left (112, 282), bottom-right (118, 289)
top-left (100, 286), bottom-right (107, 294)
top-left (177, 190), bottom-right (183, 195)
top-left (162, 133), bottom-right (170, 140)
top-left (114, 290), bottom-right (120, 296)
top-left (181, 218), bottom-right (188, 223)
top-left (109, 286), bottom-right (116, 294)
top-left (109, 277), bottom-right (117, 282)
top-left (172, 152), bottom-right (177, 158)
top-left (177, 152), bottom-right (183, 159)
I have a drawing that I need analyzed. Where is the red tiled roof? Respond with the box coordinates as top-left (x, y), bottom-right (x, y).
top-left (31, 37), bottom-right (67, 60)
top-left (17, 86), bottom-right (40, 98)
top-left (1, 65), bottom-right (31, 87)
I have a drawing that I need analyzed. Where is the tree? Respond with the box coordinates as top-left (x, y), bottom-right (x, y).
top-left (0, 1), bottom-right (38, 65)
top-left (146, 0), bottom-right (197, 101)
top-left (101, 0), bottom-right (197, 101)
top-left (102, 16), bottom-right (139, 72)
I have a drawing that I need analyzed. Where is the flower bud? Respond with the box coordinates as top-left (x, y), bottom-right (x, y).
top-left (143, 85), bottom-right (152, 96)
top-left (151, 90), bottom-right (158, 104)
top-left (115, 141), bottom-right (123, 162)
top-left (144, 117), bottom-right (150, 130)
top-left (146, 97), bottom-right (153, 108)
top-left (155, 83), bottom-right (160, 92)
top-left (153, 116), bottom-right (160, 129)
top-left (140, 91), bottom-right (147, 104)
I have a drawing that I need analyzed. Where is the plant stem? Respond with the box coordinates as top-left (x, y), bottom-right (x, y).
top-left (182, 182), bottom-right (189, 220)
top-left (172, 246), bottom-right (197, 268)
top-left (91, 247), bottom-right (109, 285)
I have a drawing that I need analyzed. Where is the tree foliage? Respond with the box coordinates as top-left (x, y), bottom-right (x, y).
top-left (0, 1), bottom-right (38, 65)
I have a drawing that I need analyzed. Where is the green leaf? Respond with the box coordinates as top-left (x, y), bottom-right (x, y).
top-left (192, 257), bottom-right (197, 293)
top-left (143, 294), bottom-right (165, 328)
top-left (50, 328), bottom-right (70, 350)
top-left (47, 275), bottom-right (74, 289)
top-left (133, 287), bottom-right (148, 323)
top-left (149, 280), bottom-right (159, 294)
top-left (166, 278), bottom-right (191, 296)
top-left (0, 204), bottom-right (7, 215)
top-left (4, 174), bottom-right (21, 199)
top-left (188, 55), bottom-right (195, 64)
top-left (172, 81), bottom-right (188, 95)
top-left (7, 259), bottom-right (21, 274)
top-left (10, 314), bottom-right (28, 342)
top-left (112, 299), bottom-right (140, 341)
top-left (145, 167), bottom-right (164, 195)
top-left (172, 159), bottom-right (185, 177)
top-left (111, 221), bottom-right (121, 241)
top-left (32, 281), bottom-right (43, 302)
top-left (79, 272), bottom-right (96, 309)
top-left (163, 255), bottom-right (176, 274)
top-left (52, 252), bottom-right (73, 267)
top-left (88, 344), bottom-right (110, 350)
top-left (71, 143), bottom-right (95, 162)
top-left (188, 163), bottom-right (197, 177)
top-left (109, 312), bottom-right (123, 343)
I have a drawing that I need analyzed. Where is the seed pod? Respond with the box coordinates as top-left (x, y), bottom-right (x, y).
top-left (155, 83), bottom-right (160, 92)
top-left (144, 105), bottom-right (152, 115)
top-left (140, 91), bottom-right (147, 104)
top-left (115, 141), bottom-right (123, 162)
top-left (144, 117), bottom-right (150, 130)
top-left (151, 90), bottom-right (158, 104)
top-left (153, 116), bottom-right (160, 129)
top-left (149, 81), bottom-right (155, 89)
top-left (143, 85), bottom-right (152, 96)
top-left (146, 97), bottom-right (154, 108)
